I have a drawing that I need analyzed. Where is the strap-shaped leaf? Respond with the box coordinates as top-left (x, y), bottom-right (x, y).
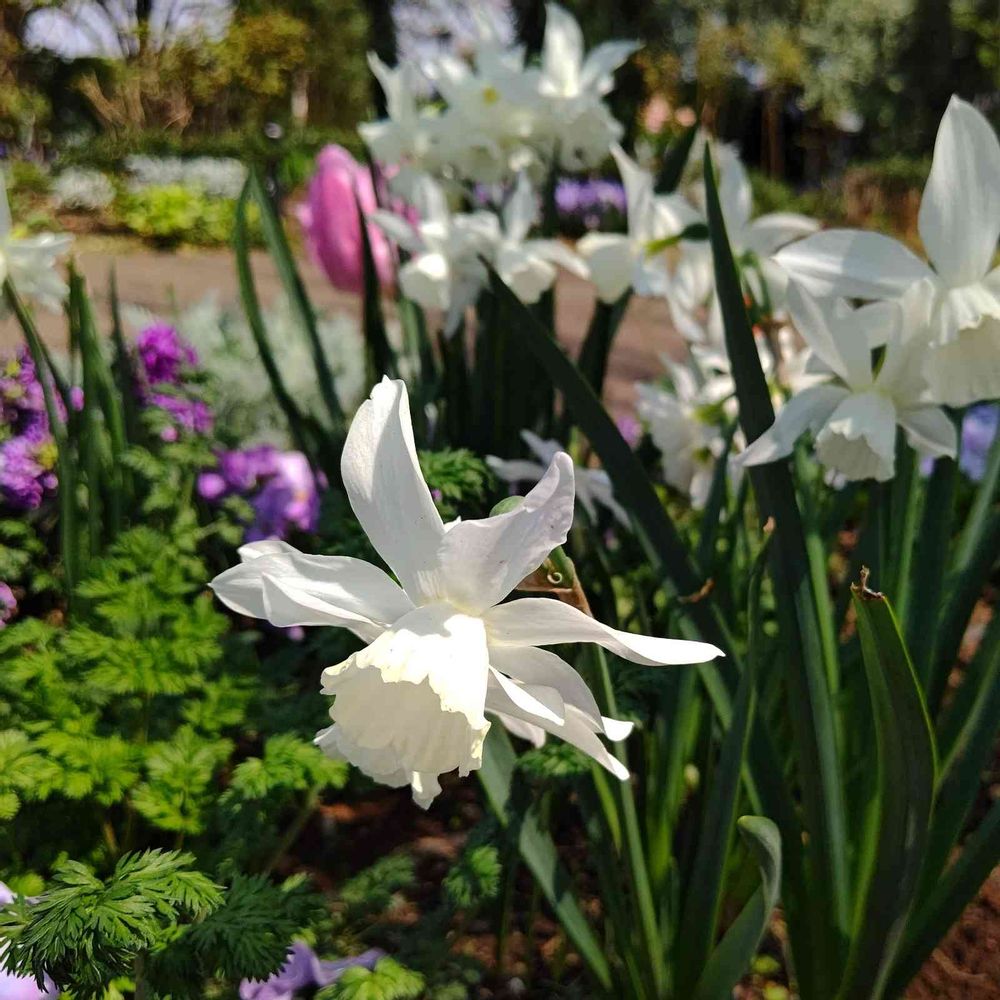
top-left (888, 797), bottom-right (1000, 996)
top-left (244, 169), bottom-right (344, 430)
top-left (484, 261), bottom-right (803, 932)
top-left (355, 191), bottom-right (398, 385)
top-left (691, 816), bottom-right (782, 1000)
top-left (676, 532), bottom-right (768, 995)
top-left (478, 727), bottom-right (612, 991)
top-left (656, 124), bottom-right (698, 194)
top-left (838, 583), bottom-right (936, 1000)
top-left (576, 291), bottom-right (631, 398)
top-left (704, 144), bottom-right (849, 994)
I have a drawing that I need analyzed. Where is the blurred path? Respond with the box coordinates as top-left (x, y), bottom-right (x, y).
top-left (0, 246), bottom-right (683, 417)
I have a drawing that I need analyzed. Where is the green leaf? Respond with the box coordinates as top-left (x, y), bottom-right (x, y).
top-left (655, 123), bottom-right (698, 193)
top-left (888, 797), bottom-right (1000, 996)
top-left (245, 169), bottom-right (344, 430)
top-left (356, 190), bottom-right (398, 384)
top-left (676, 532), bottom-right (769, 995)
top-left (704, 143), bottom-right (849, 996)
top-left (838, 583), bottom-right (936, 1000)
top-left (319, 957), bottom-right (424, 1000)
top-left (691, 816), bottom-right (782, 1000)
top-left (575, 292), bottom-right (631, 400)
top-left (478, 726), bottom-right (612, 990)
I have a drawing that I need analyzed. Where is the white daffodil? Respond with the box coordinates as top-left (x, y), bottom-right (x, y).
top-left (495, 174), bottom-right (587, 303)
top-left (0, 175), bottom-right (71, 311)
top-left (636, 357), bottom-right (729, 508)
top-left (535, 3), bottom-right (639, 171)
top-left (487, 429), bottom-right (629, 527)
top-left (774, 96), bottom-right (1000, 406)
top-left (359, 54), bottom-right (449, 196)
top-left (669, 154), bottom-right (818, 344)
top-left (421, 31), bottom-right (543, 184)
top-left (578, 145), bottom-right (698, 303)
top-left (211, 379), bottom-right (721, 807)
top-left (738, 281), bottom-right (957, 482)
top-left (371, 178), bottom-right (500, 333)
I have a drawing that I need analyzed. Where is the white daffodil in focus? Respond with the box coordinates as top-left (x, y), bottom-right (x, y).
top-left (0, 175), bottom-right (71, 311)
top-left (737, 282), bottom-right (957, 482)
top-left (495, 174), bottom-right (587, 303)
top-left (578, 145), bottom-right (698, 303)
top-left (487, 428), bottom-right (629, 526)
top-left (775, 96), bottom-right (1000, 406)
top-left (535, 3), bottom-right (639, 171)
top-left (211, 379), bottom-right (722, 807)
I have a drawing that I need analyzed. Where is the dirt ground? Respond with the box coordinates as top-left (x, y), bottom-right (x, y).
top-left (1, 239), bottom-right (996, 997)
top-left (0, 240), bottom-right (683, 418)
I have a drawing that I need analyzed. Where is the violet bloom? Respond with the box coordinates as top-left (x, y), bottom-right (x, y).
top-left (239, 942), bottom-right (383, 1000)
top-left (0, 583), bottom-right (16, 628)
top-left (0, 883), bottom-right (58, 998)
top-left (199, 447), bottom-right (319, 543)
top-left (135, 324), bottom-right (197, 385)
top-left (246, 452), bottom-right (319, 542)
top-left (960, 404), bottom-right (999, 481)
top-left (616, 414), bottom-right (642, 450)
top-left (298, 145), bottom-right (394, 295)
top-left (0, 436), bottom-right (56, 511)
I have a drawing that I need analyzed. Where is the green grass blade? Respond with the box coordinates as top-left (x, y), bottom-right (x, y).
top-left (887, 797), bottom-right (1000, 996)
top-left (838, 584), bottom-right (936, 1000)
top-left (656, 124), bottom-right (698, 194)
top-left (356, 191), bottom-right (398, 385)
top-left (233, 185), bottom-right (320, 466)
top-left (704, 144), bottom-right (849, 993)
top-left (691, 816), bottom-right (782, 1000)
top-left (3, 280), bottom-right (80, 601)
top-left (918, 607), bottom-right (1000, 899)
top-left (478, 727), bottom-right (612, 991)
top-left (953, 414), bottom-right (1000, 571)
top-left (108, 266), bottom-right (143, 448)
top-left (676, 533), bottom-right (769, 995)
top-left (576, 292), bottom-right (631, 399)
top-left (905, 453), bottom-right (957, 684)
top-left (927, 510), bottom-right (1000, 715)
top-left (245, 169), bottom-right (344, 430)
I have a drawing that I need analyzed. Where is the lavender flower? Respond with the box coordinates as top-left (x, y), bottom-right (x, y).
top-left (136, 323), bottom-right (198, 385)
top-left (134, 324), bottom-right (214, 440)
top-left (555, 178), bottom-right (627, 235)
top-left (198, 447), bottom-right (320, 542)
top-left (239, 941), bottom-right (384, 1000)
top-left (0, 349), bottom-right (60, 511)
top-left (960, 404), bottom-right (999, 482)
top-left (0, 583), bottom-right (16, 628)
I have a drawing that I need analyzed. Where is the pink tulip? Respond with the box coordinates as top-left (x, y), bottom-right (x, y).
top-left (298, 145), bottom-right (395, 295)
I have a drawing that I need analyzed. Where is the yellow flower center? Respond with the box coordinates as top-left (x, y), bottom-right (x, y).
top-left (482, 85), bottom-right (500, 105)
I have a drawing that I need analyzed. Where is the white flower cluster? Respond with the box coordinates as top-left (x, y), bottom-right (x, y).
top-left (52, 168), bottom-right (116, 212)
top-left (361, 2), bottom-right (637, 191)
top-left (124, 156), bottom-right (247, 199)
top-left (637, 96), bottom-right (1000, 492)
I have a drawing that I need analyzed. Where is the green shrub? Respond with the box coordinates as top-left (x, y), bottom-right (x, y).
top-left (117, 184), bottom-right (262, 247)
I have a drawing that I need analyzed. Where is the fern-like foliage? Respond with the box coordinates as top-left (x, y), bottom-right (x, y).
top-left (316, 957), bottom-right (425, 1000)
top-left (1, 850), bottom-right (222, 999)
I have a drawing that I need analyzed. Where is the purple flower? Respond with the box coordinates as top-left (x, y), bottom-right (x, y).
top-left (135, 324), bottom-right (198, 386)
top-left (0, 583), bottom-right (16, 628)
top-left (616, 414), bottom-right (642, 449)
top-left (246, 452), bottom-right (320, 542)
top-left (239, 942), bottom-right (384, 1000)
top-left (200, 448), bottom-right (320, 543)
top-left (960, 404), bottom-right (999, 481)
top-left (0, 883), bottom-right (58, 998)
top-left (0, 436), bottom-right (56, 511)
top-left (554, 178), bottom-right (627, 234)
top-left (149, 393), bottom-right (214, 438)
